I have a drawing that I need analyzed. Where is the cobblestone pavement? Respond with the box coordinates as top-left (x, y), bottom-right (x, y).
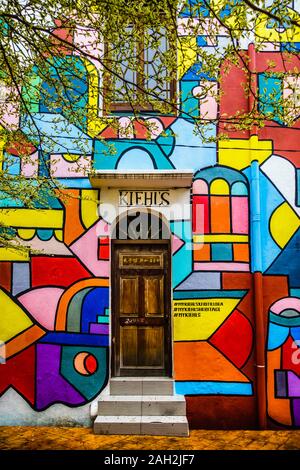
top-left (0, 427), bottom-right (300, 450)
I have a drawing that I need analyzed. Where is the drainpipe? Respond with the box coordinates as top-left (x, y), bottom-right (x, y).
top-left (248, 43), bottom-right (267, 429)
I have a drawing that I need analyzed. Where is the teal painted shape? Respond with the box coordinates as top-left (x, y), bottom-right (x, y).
top-left (156, 128), bottom-right (176, 157)
top-left (231, 181), bottom-right (248, 196)
top-left (56, 178), bottom-right (92, 188)
top-left (36, 229), bottom-right (54, 241)
top-left (269, 312), bottom-right (300, 328)
top-left (175, 381), bottom-right (253, 395)
top-left (211, 243), bottom-right (233, 261)
top-left (171, 221), bottom-right (192, 288)
top-left (0, 191), bottom-right (24, 207)
top-left (60, 345), bottom-right (108, 401)
top-left (67, 288), bottom-right (94, 333)
top-left (258, 74), bottom-right (283, 124)
top-left (173, 290), bottom-right (247, 299)
top-left (180, 81), bottom-right (199, 120)
top-left (93, 138), bottom-right (174, 170)
top-left (267, 321), bottom-right (289, 350)
top-left (104, 308), bottom-right (109, 316)
top-left (195, 165), bottom-right (247, 185)
top-left (290, 289), bottom-right (300, 298)
top-left (3, 153), bottom-right (21, 175)
top-left (97, 315), bottom-right (109, 324)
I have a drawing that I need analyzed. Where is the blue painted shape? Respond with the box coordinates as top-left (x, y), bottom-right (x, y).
top-left (266, 228), bottom-right (300, 287)
top-left (81, 287), bottom-right (109, 333)
top-left (56, 178), bottom-right (92, 188)
top-left (175, 381), bottom-right (253, 395)
top-left (280, 42), bottom-right (300, 52)
top-left (197, 36), bottom-right (207, 46)
top-left (231, 181), bottom-right (248, 196)
top-left (258, 74), bottom-right (283, 124)
top-left (39, 332), bottom-right (109, 347)
top-left (21, 113), bottom-right (93, 155)
top-left (171, 220), bottom-right (192, 288)
top-left (180, 81), bottom-right (199, 119)
top-left (244, 166), bottom-right (283, 273)
top-left (117, 148), bottom-right (155, 170)
top-left (195, 165), bottom-right (247, 185)
top-left (267, 322), bottom-right (289, 350)
top-left (37, 229), bottom-right (53, 241)
top-left (211, 243), bottom-right (233, 261)
top-left (170, 118), bottom-right (216, 170)
top-left (182, 63), bottom-right (216, 82)
top-left (179, 0), bottom-right (210, 18)
top-left (291, 327), bottom-right (300, 343)
top-left (173, 290), bottom-right (247, 299)
top-left (12, 263), bottom-right (30, 296)
top-left (249, 161), bottom-right (262, 273)
top-left (3, 153), bottom-right (20, 175)
top-left (94, 139), bottom-right (174, 170)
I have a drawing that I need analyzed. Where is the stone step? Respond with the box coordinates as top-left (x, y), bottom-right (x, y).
top-left (97, 394), bottom-right (186, 416)
top-left (109, 377), bottom-right (174, 396)
top-left (93, 415), bottom-right (189, 436)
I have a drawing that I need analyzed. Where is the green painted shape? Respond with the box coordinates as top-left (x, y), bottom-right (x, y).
top-left (66, 287), bottom-right (93, 333)
top-left (22, 67), bottom-right (42, 113)
top-left (97, 315), bottom-right (109, 324)
top-left (180, 80), bottom-right (199, 120)
top-left (60, 345), bottom-right (108, 400)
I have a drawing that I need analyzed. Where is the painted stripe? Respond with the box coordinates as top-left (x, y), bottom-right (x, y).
top-left (193, 234), bottom-right (248, 243)
top-left (173, 290), bottom-right (247, 299)
top-left (0, 247), bottom-right (30, 261)
top-left (39, 332), bottom-right (109, 347)
top-left (194, 262), bottom-right (249, 271)
top-left (0, 209), bottom-right (63, 228)
top-left (175, 381), bottom-right (253, 396)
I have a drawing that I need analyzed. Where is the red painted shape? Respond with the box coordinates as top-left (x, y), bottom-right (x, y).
top-left (209, 309), bottom-right (253, 368)
top-left (282, 335), bottom-right (300, 376)
top-left (192, 195), bottom-right (209, 234)
top-left (100, 126), bottom-right (118, 138)
top-left (159, 116), bottom-right (177, 128)
top-left (0, 262), bottom-right (11, 292)
top-left (133, 120), bottom-right (148, 139)
top-left (31, 256), bottom-right (91, 288)
top-left (0, 345), bottom-right (35, 405)
top-left (85, 354), bottom-right (98, 374)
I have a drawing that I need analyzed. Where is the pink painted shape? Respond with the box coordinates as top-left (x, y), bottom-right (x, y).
top-left (194, 262), bottom-right (249, 272)
top-left (271, 297), bottom-right (300, 315)
top-left (231, 197), bottom-right (249, 234)
top-left (70, 219), bottom-right (109, 277)
top-left (172, 234), bottom-right (184, 254)
top-left (193, 179), bottom-right (208, 194)
top-left (118, 117), bottom-right (134, 139)
top-left (21, 151), bottom-right (39, 177)
top-left (18, 287), bottom-right (64, 330)
top-left (197, 82), bottom-right (218, 120)
top-left (288, 371), bottom-right (300, 397)
top-left (50, 154), bottom-right (91, 177)
top-left (145, 118), bottom-right (164, 138)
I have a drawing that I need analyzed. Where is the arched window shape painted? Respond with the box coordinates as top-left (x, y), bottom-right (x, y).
top-left (112, 209), bottom-right (170, 240)
top-left (192, 166), bottom-right (249, 271)
top-left (39, 56), bottom-right (88, 130)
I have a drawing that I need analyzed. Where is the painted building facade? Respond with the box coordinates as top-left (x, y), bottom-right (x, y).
top-left (1, 1), bottom-right (300, 429)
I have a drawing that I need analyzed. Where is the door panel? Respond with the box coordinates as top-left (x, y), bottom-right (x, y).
top-left (120, 276), bottom-right (138, 315)
top-left (112, 242), bottom-right (171, 377)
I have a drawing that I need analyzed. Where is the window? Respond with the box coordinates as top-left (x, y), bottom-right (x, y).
top-left (103, 25), bottom-right (176, 113)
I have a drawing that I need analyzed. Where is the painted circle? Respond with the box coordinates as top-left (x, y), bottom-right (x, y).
top-left (74, 352), bottom-right (98, 376)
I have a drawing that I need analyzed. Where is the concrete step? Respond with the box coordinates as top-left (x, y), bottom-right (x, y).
top-left (93, 415), bottom-right (189, 436)
top-left (97, 394), bottom-right (186, 416)
top-left (109, 377), bottom-right (174, 396)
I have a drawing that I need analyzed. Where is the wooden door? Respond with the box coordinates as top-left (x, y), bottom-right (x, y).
top-left (112, 242), bottom-right (171, 377)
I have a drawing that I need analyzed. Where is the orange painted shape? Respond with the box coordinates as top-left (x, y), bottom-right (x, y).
top-left (267, 348), bottom-right (292, 426)
top-left (0, 324), bottom-right (45, 360)
top-left (233, 243), bottom-right (249, 262)
top-left (55, 278), bottom-right (109, 330)
top-left (59, 189), bottom-right (85, 245)
top-left (210, 196), bottom-right (231, 233)
top-left (194, 243), bottom-right (211, 261)
top-left (174, 341), bottom-right (249, 382)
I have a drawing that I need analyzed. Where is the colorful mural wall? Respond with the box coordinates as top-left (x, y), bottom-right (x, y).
top-left (0, 1), bottom-right (300, 428)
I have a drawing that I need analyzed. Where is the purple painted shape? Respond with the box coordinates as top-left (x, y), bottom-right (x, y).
top-left (89, 323), bottom-right (109, 335)
top-left (275, 370), bottom-right (288, 397)
top-left (36, 344), bottom-right (85, 410)
top-left (287, 371), bottom-right (300, 398)
top-left (292, 399), bottom-right (300, 426)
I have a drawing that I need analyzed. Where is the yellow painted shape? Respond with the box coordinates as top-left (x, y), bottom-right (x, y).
top-left (193, 234), bottom-right (248, 243)
top-left (0, 208), bottom-right (63, 228)
top-left (256, 10), bottom-right (300, 43)
top-left (270, 202), bottom-right (300, 249)
top-left (0, 288), bottom-right (33, 342)
top-left (178, 36), bottom-right (197, 79)
top-left (54, 229), bottom-right (63, 241)
top-left (218, 135), bottom-right (273, 170)
top-left (0, 124), bottom-right (6, 171)
top-left (0, 246), bottom-right (30, 261)
top-left (210, 179), bottom-right (229, 195)
top-left (80, 189), bottom-right (99, 229)
top-left (83, 59), bottom-right (107, 137)
top-left (17, 229), bottom-right (36, 240)
top-left (173, 298), bottom-right (240, 341)
top-left (63, 154), bottom-right (81, 162)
